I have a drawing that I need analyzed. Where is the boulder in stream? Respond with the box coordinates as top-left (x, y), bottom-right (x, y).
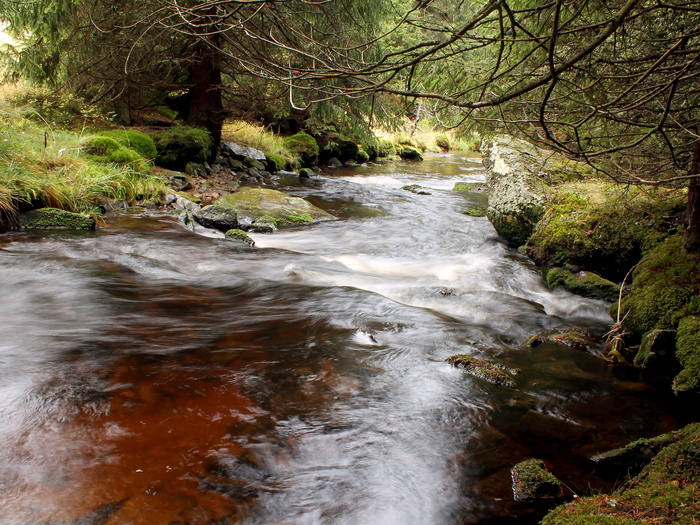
top-left (511, 459), bottom-right (564, 502)
top-left (193, 187), bottom-right (335, 232)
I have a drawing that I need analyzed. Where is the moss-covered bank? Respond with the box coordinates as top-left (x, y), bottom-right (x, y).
top-left (616, 235), bottom-right (700, 393)
top-left (543, 423), bottom-right (700, 525)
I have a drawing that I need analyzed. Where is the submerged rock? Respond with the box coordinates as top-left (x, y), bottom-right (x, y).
top-left (446, 354), bottom-right (519, 388)
top-left (402, 184), bottom-right (431, 195)
top-left (224, 229), bottom-right (255, 246)
top-left (20, 207), bottom-right (96, 231)
top-left (523, 327), bottom-right (596, 352)
top-left (511, 459), bottom-right (564, 502)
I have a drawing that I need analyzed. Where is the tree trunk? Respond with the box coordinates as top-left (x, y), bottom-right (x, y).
top-left (183, 37), bottom-right (224, 156)
top-left (684, 141), bottom-right (700, 254)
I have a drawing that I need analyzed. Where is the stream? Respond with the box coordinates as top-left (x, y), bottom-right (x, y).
top-left (0, 154), bottom-right (685, 524)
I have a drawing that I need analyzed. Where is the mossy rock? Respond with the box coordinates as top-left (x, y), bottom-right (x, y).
top-left (284, 133), bottom-right (319, 167)
top-left (398, 145), bottom-right (423, 160)
top-left (591, 428), bottom-right (682, 477)
top-left (193, 206), bottom-right (239, 232)
top-left (543, 423), bottom-right (700, 525)
top-left (435, 134), bottom-right (450, 151)
top-left (523, 326), bottom-right (596, 352)
top-left (81, 136), bottom-right (151, 175)
top-left (99, 129), bottom-right (157, 160)
top-left (673, 316), bottom-right (700, 394)
top-left (633, 329), bottom-right (678, 371)
top-left (402, 184), bottom-right (431, 195)
top-left (244, 157), bottom-right (265, 170)
top-left (511, 459), bottom-right (563, 502)
top-left (206, 188), bottom-right (334, 230)
top-left (446, 354), bottom-right (519, 388)
top-left (356, 146), bottom-right (370, 163)
top-left (619, 235), bottom-right (700, 336)
top-left (153, 126), bottom-right (212, 171)
top-left (265, 152), bottom-right (290, 172)
top-left (526, 184), bottom-right (683, 280)
top-left (20, 208), bottom-right (96, 230)
top-left (224, 229), bottom-right (255, 246)
top-left (545, 267), bottom-right (620, 301)
top-left (377, 139), bottom-right (396, 158)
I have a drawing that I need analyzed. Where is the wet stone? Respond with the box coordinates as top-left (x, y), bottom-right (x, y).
top-left (511, 459), bottom-right (564, 502)
top-left (522, 326), bottom-right (597, 352)
top-left (446, 354), bottom-right (519, 388)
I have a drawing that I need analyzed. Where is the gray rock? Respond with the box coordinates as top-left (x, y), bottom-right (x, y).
top-left (228, 159), bottom-right (245, 171)
top-left (174, 197), bottom-right (201, 213)
top-left (193, 205), bottom-right (239, 231)
top-left (185, 162), bottom-right (207, 178)
top-left (327, 157), bottom-right (342, 168)
top-left (299, 168), bottom-right (314, 179)
top-left (221, 141), bottom-right (266, 161)
top-left (481, 137), bottom-right (550, 246)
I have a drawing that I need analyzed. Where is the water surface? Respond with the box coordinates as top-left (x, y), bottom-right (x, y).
top-left (0, 154), bottom-right (682, 524)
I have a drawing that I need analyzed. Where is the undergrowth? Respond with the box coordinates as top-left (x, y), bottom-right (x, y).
top-left (0, 83), bottom-right (165, 229)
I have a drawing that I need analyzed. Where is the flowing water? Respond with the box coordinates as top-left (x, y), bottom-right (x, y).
top-left (0, 154), bottom-right (685, 524)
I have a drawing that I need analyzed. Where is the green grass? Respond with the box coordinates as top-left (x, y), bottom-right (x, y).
top-left (0, 84), bottom-right (166, 228)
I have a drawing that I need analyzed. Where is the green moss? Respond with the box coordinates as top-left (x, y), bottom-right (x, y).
top-left (620, 235), bottom-right (700, 334)
top-left (81, 136), bottom-right (151, 175)
top-left (377, 139), bottom-right (396, 158)
top-left (356, 146), bottom-right (370, 163)
top-left (20, 207), bottom-right (96, 230)
top-left (287, 213), bottom-right (314, 223)
top-left (673, 316), bottom-right (700, 394)
top-left (398, 145), bottom-right (423, 160)
top-left (543, 423), bottom-right (700, 525)
top-left (453, 182), bottom-right (487, 192)
top-left (545, 267), bottom-right (620, 301)
top-left (224, 228), bottom-right (255, 246)
top-left (153, 126), bottom-right (212, 171)
top-left (526, 184), bottom-right (683, 280)
top-left (511, 459), bottom-right (563, 501)
top-left (435, 134), bottom-right (450, 151)
top-left (265, 152), bottom-right (290, 172)
top-left (463, 207), bottom-right (487, 217)
top-left (283, 133), bottom-right (319, 167)
top-left (99, 129), bottom-right (157, 160)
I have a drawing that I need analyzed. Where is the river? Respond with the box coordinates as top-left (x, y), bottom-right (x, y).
top-left (0, 154), bottom-right (685, 524)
